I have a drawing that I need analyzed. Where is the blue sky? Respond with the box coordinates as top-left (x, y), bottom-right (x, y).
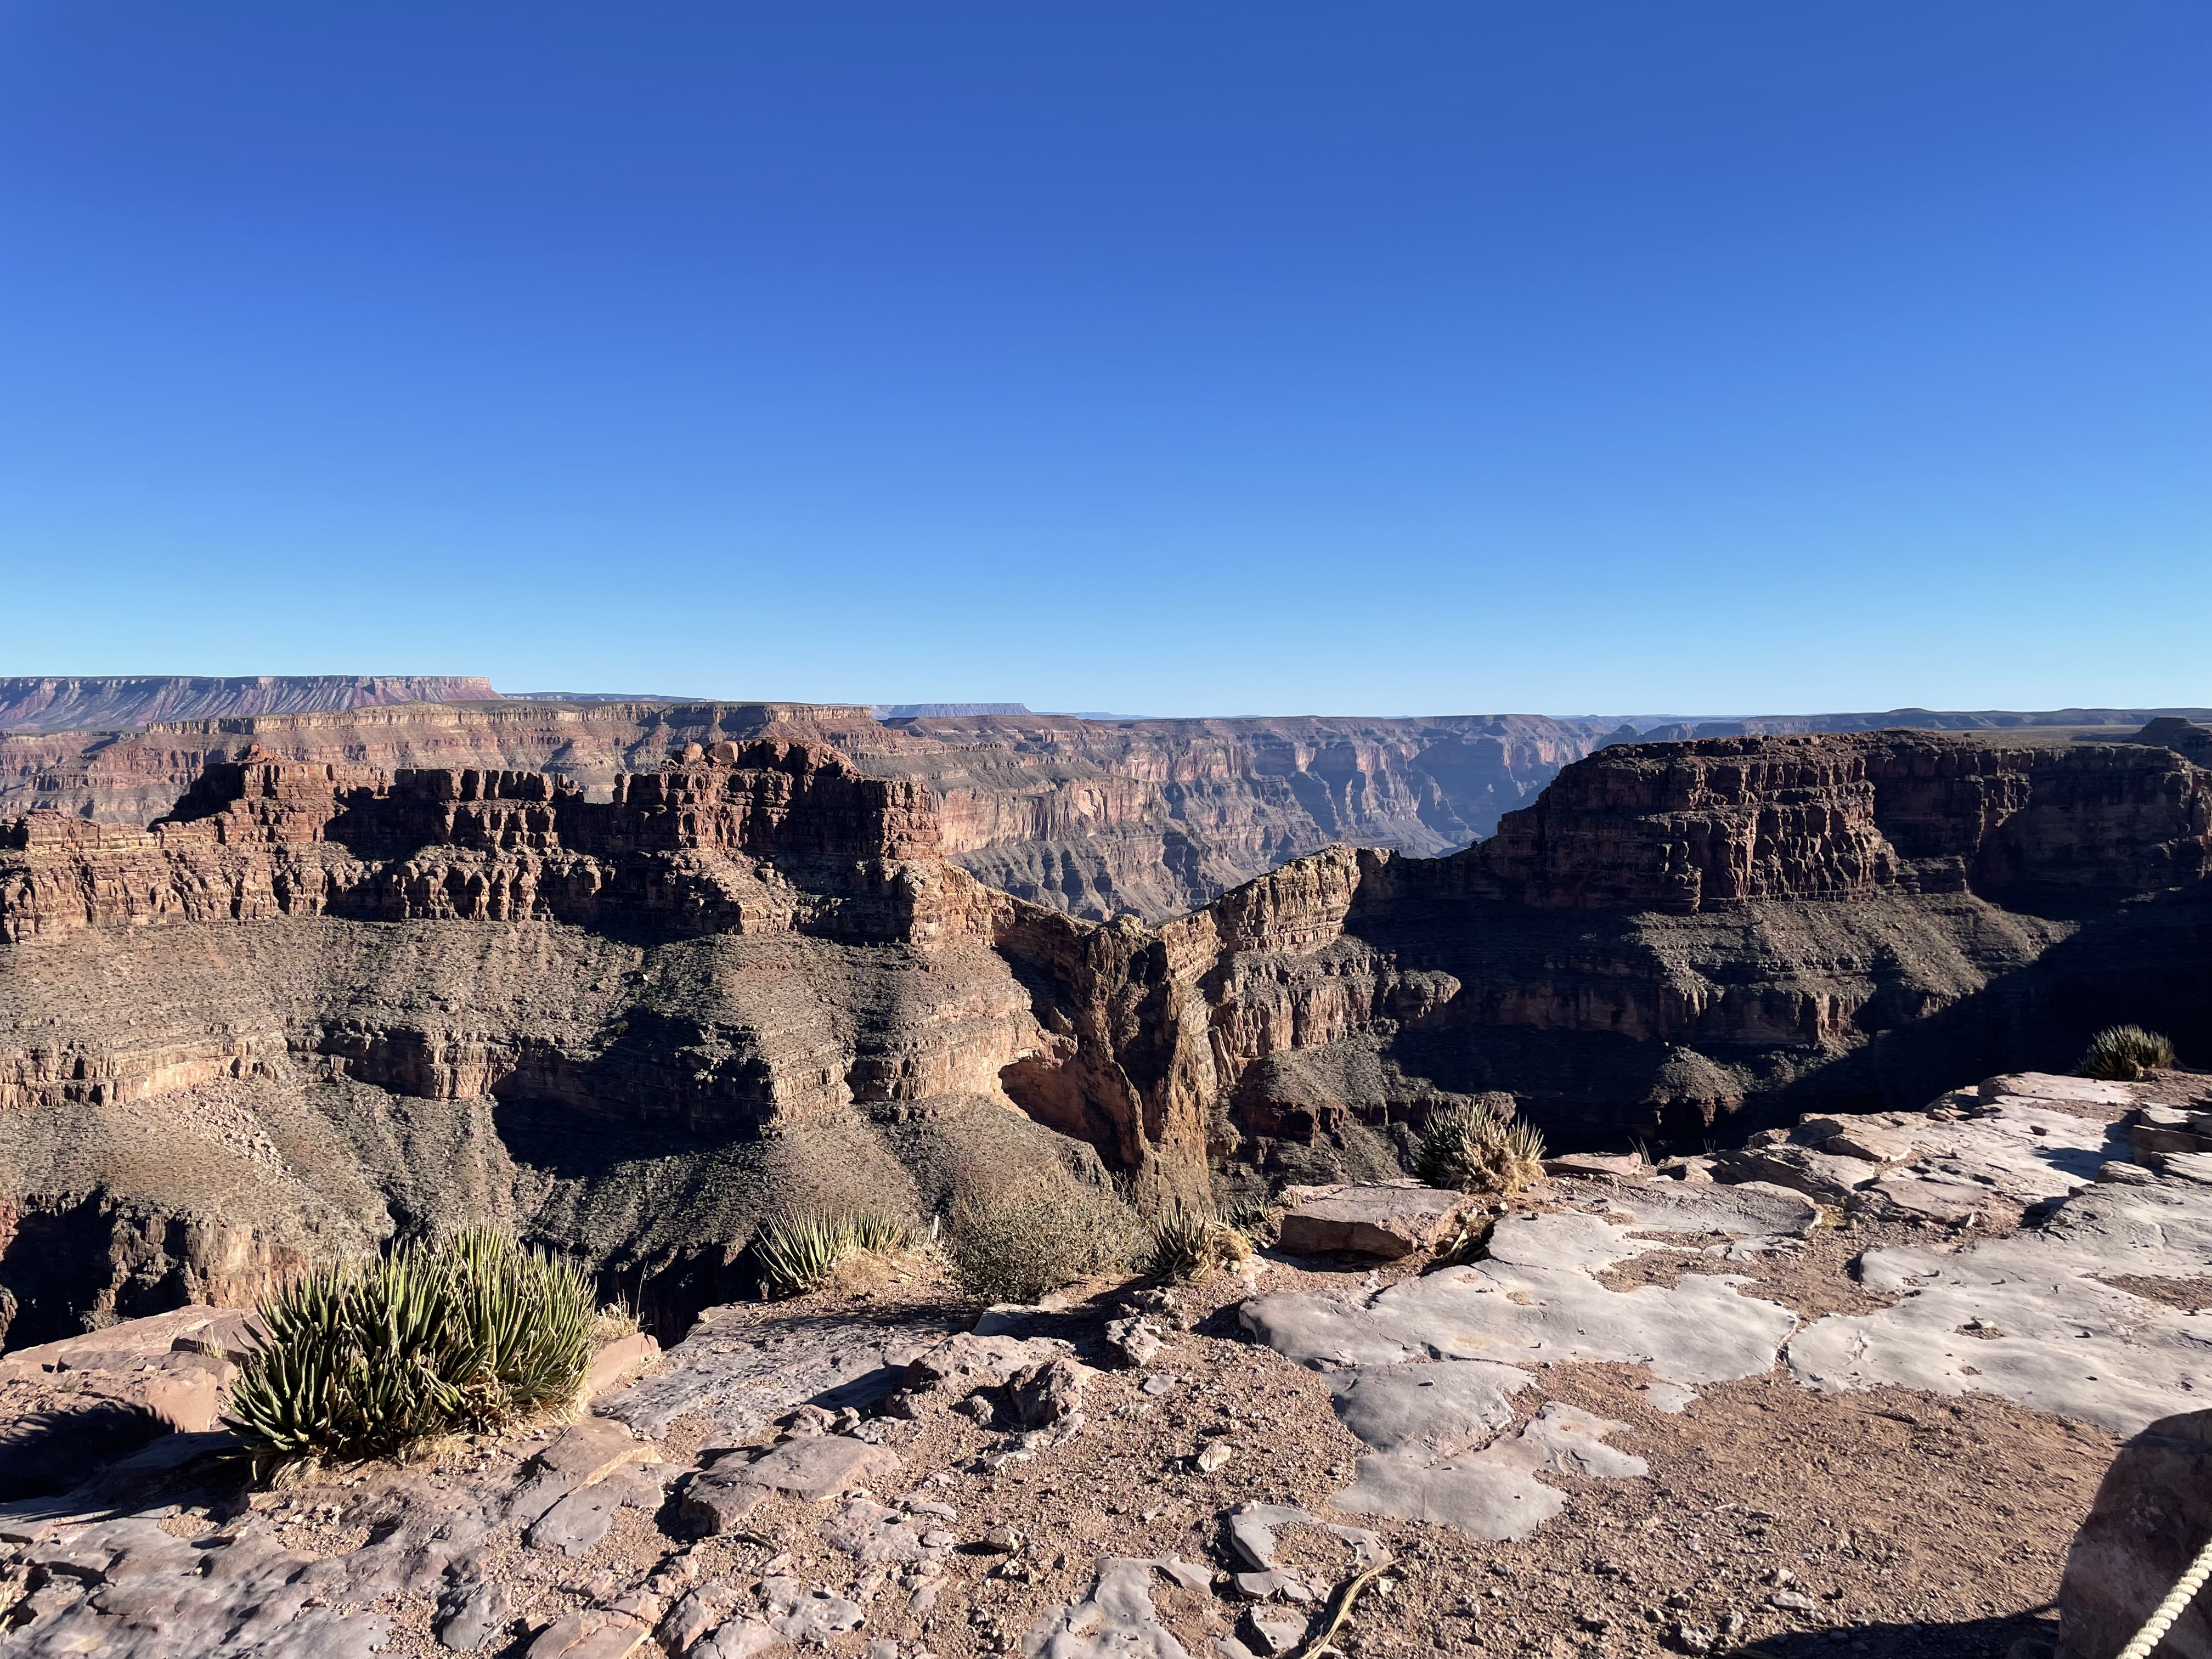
top-left (2, 3), bottom-right (2205, 716)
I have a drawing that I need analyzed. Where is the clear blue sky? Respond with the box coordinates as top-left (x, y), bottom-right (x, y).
top-left (2, 4), bottom-right (2205, 716)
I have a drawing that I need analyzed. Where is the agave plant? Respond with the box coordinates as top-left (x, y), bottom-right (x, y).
top-left (751, 1210), bottom-right (918, 1300)
top-left (224, 1227), bottom-right (596, 1476)
top-left (2079, 1025), bottom-right (2176, 1081)
top-left (1143, 1203), bottom-right (1254, 1282)
top-left (1412, 1098), bottom-right (1547, 1198)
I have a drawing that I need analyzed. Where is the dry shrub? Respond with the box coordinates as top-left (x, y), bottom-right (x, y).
top-left (944, 1168), bottom-right (1138, 1305)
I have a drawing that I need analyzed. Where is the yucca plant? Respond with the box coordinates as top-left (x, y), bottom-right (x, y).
top-left (1412, 1098), bottom-right (1547, 1198)
top-left (224, 1227), bottom-right (595, 1477)
top-left (1143, 1203), bottom-right (1254, 1282)
top-left (2080, 1025), bottom-right (2176, 1082)
top-left (751, 1210), bottom-right (918, 1300)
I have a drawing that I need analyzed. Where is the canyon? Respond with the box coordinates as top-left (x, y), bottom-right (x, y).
top-left (11, 676), bottom-right (2207, 925)
top-left (0, 698), bottom-right (1612, 921)
top-left (2, 717), bottom-right (2208, 1354)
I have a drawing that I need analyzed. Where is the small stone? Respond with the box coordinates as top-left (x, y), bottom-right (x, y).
top-left (1141, 1375), bottom-right (1178, 1396)
top-left (1195, 1441), bottom-right (1233, 1474)
top-left (1770, 1590), bottom-right (1818, 1613)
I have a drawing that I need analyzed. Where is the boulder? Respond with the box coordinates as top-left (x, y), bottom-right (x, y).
top-left (585, 1333), bottom-right (661, 1400)
top-left (1278, 1182), bottom-right (1472, 1259)
top-left (737, 1434), bottom-right (900, 1502)
top-left (1007, 1355), bottom-right (1091, 1428)
top-left (2057, 1407), bottom-right (2212, 1659)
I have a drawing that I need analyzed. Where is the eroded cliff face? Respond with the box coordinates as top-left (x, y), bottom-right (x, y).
top-left (8, 724), bottom-right (2209, 1347)
top-left (0, 742), bottom-right (1211, 1348)
top-left (1116, 731), bottom-right (2212, 1188)
top-left (1, 704), bottom-right (1612, 921)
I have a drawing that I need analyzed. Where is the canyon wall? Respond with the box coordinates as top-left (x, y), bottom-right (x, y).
top-left (0, 703), bottom-right (1613, 920)
top-left (1152, 728), bottom-right (2212, 1189)
top-left (0, 675), bottom-right (500, 732)
top-left (4, 722), bottom-right (2211, 1347)
top-left (0, 742), bottom-right (1209, 1348)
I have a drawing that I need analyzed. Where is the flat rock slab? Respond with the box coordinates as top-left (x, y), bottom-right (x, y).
top-left (1022, 1556), bottom-right (1197, 1659)
top-left (1328, 1360), bottom-right (1533, 1455)
top-left (739, 1434), bottom-right (900, 1501)
top-left (1247, 1226), bottom-right (1797, 1382)
top-left (1243, 1178), bottom-right (1798, 1539)
top-left (1544, 1153), bottom-right (1652, 1180)
top-left (435, 1579), bottom-right (511, 1652)
top-left (585, 1332), bottom-right (661, 1400)
top-left (1789, 1178), bottom-right (2212, 1434)
top-left (524, 1462), bottom-right (665, 1556)
top-left (1224, 1503), bottom-right (1317, 1572)
top-left (528, 1610), bottom-right (653, 1659)
top-left (531, 1417), bottom-right (652, 1486)
top-left (1278, 1182), bottom-right (1471, 1259)
top-left (597, 1305), bottom-right (953, 1441)
top-left (0, 1305), bottom-right (257, 1379)
top-left (821, 1497), bottom-right (952, 1564)
top-left (1335, 1403), bottom-right (1647, 1542)
top-left (761, 1576), bottom-right (865, 1643)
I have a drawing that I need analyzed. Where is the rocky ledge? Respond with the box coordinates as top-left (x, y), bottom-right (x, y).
top-left (2, 1067), bottom-right (2208, 1658)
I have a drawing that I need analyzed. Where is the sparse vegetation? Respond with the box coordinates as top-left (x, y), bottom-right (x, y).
top-left (943, 1170), bottom-right (1138, 1305)
top-left (1143, 1203), bottom-right (1255, 1282)
top-left (224, 1228), bottom-right (595, 1477)
top-left (2079, 1025), bottom-right (2176, 1081)
top-left (1223, 1198), bottom-right (1286, 1245)
top-left (1412, 1097), bottom-right (1547, 1197)
top-left (589, 1295), bottom-right (640, 1346)
top-left (751, 1210), bottom-right (918, 1300)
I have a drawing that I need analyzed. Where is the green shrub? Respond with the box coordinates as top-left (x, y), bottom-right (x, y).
top-left (1222, 1198), bottom-right (1285, 1245)
top-left (944, 1172), bottom-right (1138, 1305)
top-left (2080, 1025), bottom-right (2176, 1081)
top-left (1412, 1098), bottom-right (1547, 1197)
top-left (1143, 1203), bottom-right (1254, 1282)
top-left (224, 1228), bottom-right (595, 1476)
top-left (752, 1210), bottom-right (917, 1300)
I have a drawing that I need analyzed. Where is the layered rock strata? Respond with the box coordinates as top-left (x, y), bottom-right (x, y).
top-left (0, 743), bottom-right (1214, 1349)
top-left (4, 726), bottom-right (2210, 1347)
top-left (1125, 730), bottom-right (2212, 1182)
top-left (0, 675), bottom-right (498, 732)
top-left (1, 704), bottom-right (1614, 921)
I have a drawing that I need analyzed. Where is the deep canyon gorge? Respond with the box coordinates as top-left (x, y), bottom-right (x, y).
top-left (3, 684), bottom-right (2208, 1353)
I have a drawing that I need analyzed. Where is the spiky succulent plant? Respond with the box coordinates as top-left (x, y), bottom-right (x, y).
top-left (224, 1227), bottom-right (594, 1476)
top-left (751, 1210), bottom-right (917, 1300)
top-left (1412, 1098), bottom-right (1548, 1197)
top-left (2079, 1024), bottom-right (2176, 1081)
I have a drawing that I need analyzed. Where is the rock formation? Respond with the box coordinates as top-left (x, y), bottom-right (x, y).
top-left (0, 703), bottom-right (1616, 920)
top-left (0, 675), bottom-right (499, 732)
top-left (0, 741), bottom-right (1212, 1350)
top-left (4, 724), bottom-right (2210, 1349)
top-left (1112, 729), bottom-right (2212, 1187)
